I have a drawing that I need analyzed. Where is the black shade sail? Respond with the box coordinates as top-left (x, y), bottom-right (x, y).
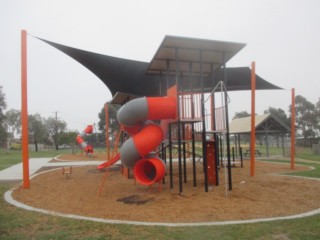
top-left (36, 36), bottom-right (282, 99)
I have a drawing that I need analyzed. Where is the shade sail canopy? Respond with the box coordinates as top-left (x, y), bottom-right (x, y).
top-left (37, 37), bottom-right (160, 97)
top-left (36, 36), bottom-right (282, 99)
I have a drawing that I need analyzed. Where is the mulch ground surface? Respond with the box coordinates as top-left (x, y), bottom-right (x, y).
top-left (12, 158), bottom-right (320, 223)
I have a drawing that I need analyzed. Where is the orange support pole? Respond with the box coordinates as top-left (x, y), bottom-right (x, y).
top-left (250, 61), bottom-right (256, 177)
top-left (291, 88), bottom-right (295, 169)
top-left (21, 29), bottom-right (30, 188)
top-left (104, 102), bottom-right (110, 161)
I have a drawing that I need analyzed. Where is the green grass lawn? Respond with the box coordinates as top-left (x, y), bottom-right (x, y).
top-left (1, 147), bottom-right (320, 239)
top-left (0, 148), bottom-right (72, 171)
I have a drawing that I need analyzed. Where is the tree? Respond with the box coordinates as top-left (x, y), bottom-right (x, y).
top-left (59, 131), bottom-right (78, 146)
top-left (314, 98), bottom-right (320, 136)
top-left (264, 107), bottom-right (289, 126)
top-left (45, 117), bottom-right (67, 150)
top-left (233, 111), bottom-right (250, 120)
top-left (0, 86), bottom-right (7, 146)
top-left (4, 109), bottom-right (21, 152)
top-left (98, 103), bottom-right (120, 142)
top-left (29, 114), bottom-right (48, 152)
top-left (291, 95), bottom-right (316, 147)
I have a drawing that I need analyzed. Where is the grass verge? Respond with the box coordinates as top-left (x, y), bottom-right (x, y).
top-left (1, 147), bottom-right (320, 239)
top-left (0, 149), bottom-right (72, 171)
top-left (1, 181), bottom-right (320, 239)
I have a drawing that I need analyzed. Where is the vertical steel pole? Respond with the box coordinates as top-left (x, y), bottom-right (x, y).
top-left (211, 69), bottom-right (219, 185)
top-left (166, 60), bottom-right (174, 188)
top-left (191, 123), bottom-right (196, 187)
top-left (169, 124), bottom-right (173, 188)
top-left (189, 62), bottom-right (197, 187)
top-left (223, 57), bottom-right (232, 190)
top-left (21, 29), bottom-right (30, 188)
top-left (200, 51), bottom-right (208, 192)
top-left (104, 102), bottom-right (110, 161)
top-left (250, 61), bottom-right (256, 177)
top-left (175, 48), bottom-right (183, 194)
top-left (265, 121), bottom-right (269, 158)
top-left (291, 88), bottom-right (295, 169)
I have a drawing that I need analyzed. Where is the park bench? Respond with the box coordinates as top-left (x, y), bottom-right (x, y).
top-left (244, 149), bottom-right (262, 157)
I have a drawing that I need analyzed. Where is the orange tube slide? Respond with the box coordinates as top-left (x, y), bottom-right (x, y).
top-left (76, 125), bottom-right (94, 154)
top-left (146, 97), bottom-right (177, 120)
top-left (116, 96), bottom-right (176, 185)
top-left (134, 157), bottom-right (166, 186)
top-left (132, 124), bottom-right (164, 158)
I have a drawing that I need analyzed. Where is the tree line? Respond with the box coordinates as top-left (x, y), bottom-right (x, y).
top-left (0, 86), bottom-right (77, 151)
top-left (1, 85), bottom-right (319, 151)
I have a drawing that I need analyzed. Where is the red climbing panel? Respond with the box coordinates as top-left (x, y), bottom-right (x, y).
top-left (206, 140), bottom-right (217, 186)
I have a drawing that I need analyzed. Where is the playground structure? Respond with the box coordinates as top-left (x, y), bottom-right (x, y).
top-left (96, 36), bottom-right (255, 194)
top-left (20, 32), bottom-right (296, 194)
top-left (76, 125), bottom-right (94, 155)
top-left (99, 80), bottom-right (232, 194)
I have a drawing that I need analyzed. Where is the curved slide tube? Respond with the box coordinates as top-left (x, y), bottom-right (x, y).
top-left (97, 153), bottom-right (121, 170)
top-left (133, 156), bottom-right (166, 185)
top-left (98, 97), bottom-right (176, 186)
top-left (76, 125), bottom-right (94, 154)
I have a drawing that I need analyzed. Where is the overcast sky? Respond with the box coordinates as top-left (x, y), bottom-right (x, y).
top-left (1, 0), bottom-right (319, 132)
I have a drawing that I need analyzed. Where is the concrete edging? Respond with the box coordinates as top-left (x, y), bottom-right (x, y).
top-left (4, 161), bottom-right (320, 227)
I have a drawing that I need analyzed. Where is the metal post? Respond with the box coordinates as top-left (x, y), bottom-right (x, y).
top-left (161, 142), bottom-right (166, 184)
top-left (191, 123), bottom-right (196, 187)
top-left (169, 124), bottom-right (173, 188)
top-left (182, 123), bottom-right (187, 183)
top-left (232, 147), bottom-right (235, 164)
top-left (211, 67), bottom-right (219, 186)
top-left (250, 61), bottom-right (256, 177)
top-left (200, 51), bottom-right (208, 192)
top-left (21, 29), bottom-right (29, 189)
top-left (223, 56), bottom-right (232, 190)
top-left (265, 121), bottom-right (269, 158)
top-left (281, 134), bottom-right (285, 157)
top-left (104, 103), bottom-right (110, 161)
top-left (175, 48), bottom-right (183, 194)
top-left (240, 147), bottom-right (243, 167)
top-left (291, 88), bottom-right (295, 169)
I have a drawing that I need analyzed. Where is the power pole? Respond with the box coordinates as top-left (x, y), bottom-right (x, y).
top-left (54, 111), bottom-right (59, 122)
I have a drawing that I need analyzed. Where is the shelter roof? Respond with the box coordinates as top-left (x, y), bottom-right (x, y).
top-left (229, 114), bottom-right (290, 134)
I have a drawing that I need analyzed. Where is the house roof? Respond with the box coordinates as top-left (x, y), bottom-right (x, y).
top-left (229, 114), bottom-right (290, 134)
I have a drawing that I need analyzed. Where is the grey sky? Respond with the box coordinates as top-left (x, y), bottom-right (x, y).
top-left (1, 0), bottom-right (319, 132)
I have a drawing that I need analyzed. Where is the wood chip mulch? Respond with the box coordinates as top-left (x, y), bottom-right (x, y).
top-left (12, 160), bottom-right (320, 223)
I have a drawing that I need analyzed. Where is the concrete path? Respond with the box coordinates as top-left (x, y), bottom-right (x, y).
top-left (0, 158), bottom-right (102, 181)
